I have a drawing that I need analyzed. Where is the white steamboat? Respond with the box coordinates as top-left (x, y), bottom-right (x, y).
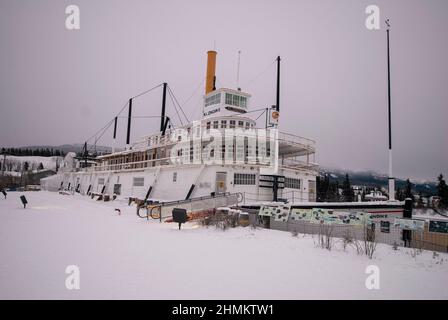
top-left (49, 51), bottom-right (318, 204)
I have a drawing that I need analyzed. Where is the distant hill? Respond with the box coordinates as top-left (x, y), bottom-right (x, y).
top-left (18, 144), bottom-right (114, 155)
top-left (319, 166), bottom-right (437, 196)
top-left (6, 145), bottom-right (438, 196)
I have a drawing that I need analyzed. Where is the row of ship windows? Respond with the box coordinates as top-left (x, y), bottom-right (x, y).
top-left (98, 175), bottom-right (302, 188)
top-left (234, 175), bottom-right (301, 189)
top-left (205, 92), bottom-right (248, 109)
top-left (145, 120), bottom-right (254, 146)
top-left (206, 120), bottom-right (254, 130)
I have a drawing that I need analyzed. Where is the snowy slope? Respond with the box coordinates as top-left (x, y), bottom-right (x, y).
top-left (2, 155), bottom-right (62, 172)
top-left (0, 191), bottom-right (447, 299)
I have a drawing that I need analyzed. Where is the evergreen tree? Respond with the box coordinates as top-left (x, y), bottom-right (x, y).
top-left (417, 192), bottom-right (424, 208)
top-left (342, 174), bottom-right (354, 202)
top-left (404, 179), bottom-right (415, 202)
top-left (23, 161), bottom-right (29, 172)
top-left (38, 162), bottom-right (44, 170)
top-left (396, 187), bottom-right (405, 201)
top-left (437, 174), bottom-right (448, 208)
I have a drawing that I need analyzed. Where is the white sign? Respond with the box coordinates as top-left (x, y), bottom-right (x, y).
top-left (393, 218), bottom-right (425, 231)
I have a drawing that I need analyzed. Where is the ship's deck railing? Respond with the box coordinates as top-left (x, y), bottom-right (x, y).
top-left (281, 158), bottom-right (319, 170)
top-left (100, 129), bottom-right (316, 159)
top-left (278, 132), bottom-right (315, 148)
top-left (80, 154), bottom-right (318, 173)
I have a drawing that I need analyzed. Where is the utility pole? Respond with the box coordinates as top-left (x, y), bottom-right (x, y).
top-left (386, 19), bottom-right (395, 201)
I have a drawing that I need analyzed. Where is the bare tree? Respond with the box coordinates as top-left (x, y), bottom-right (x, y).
top-left (363, 222), bottom-right (377, 259)
top-left (317, 222), bottom-right (334, 251)
top-left (342, 229), bottom-right (354, 251)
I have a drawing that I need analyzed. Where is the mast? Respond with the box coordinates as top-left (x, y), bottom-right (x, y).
top-left (126, 98), bottom-right (132, 150)
top-left (236, 50), bottom-right (241, 90)
top-left (276, 56), bottom-right (281, 112)
top-left (83, 141), bottom-right (87, 168)
top-left (386, 19), bottom-right (395, 201)
top-left (112, 116), bottom-right (117, 153)
top-left (160, 82), bottom-right (167, 133)
top-left (272, 56), bottom-right (281, 202)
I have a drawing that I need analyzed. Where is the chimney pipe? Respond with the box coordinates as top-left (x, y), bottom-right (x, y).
top-left (205, 51), bottom-right (217, 95)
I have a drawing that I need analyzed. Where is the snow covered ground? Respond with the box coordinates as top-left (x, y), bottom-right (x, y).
top-left (0, 191), bottom-right (447, 300)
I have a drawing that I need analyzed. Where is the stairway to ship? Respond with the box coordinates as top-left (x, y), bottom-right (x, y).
top-left (137, 192), bottom-right (242, 221)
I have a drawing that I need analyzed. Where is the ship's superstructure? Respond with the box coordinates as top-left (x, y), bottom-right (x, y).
top-left (52, 51), bottom-right (318, 203)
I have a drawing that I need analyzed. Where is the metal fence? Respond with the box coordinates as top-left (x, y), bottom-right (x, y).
top-left (244, 213), bottom-right (448, 253)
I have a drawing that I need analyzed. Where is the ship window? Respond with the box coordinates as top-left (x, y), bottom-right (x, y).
top-left (234, 173), bottom-right (256, 185)
top-left (205, 93), bottom-right (221, 107)
top-left (221, 120), bottom-right (227, 128)
top-left (133, 177), bottom-right (144, 187)
top-left (173, 172), bottom-right (177, 182)
top-left (238, 121), bottom-right (244, 127)
top-left (213, 121), bottom-right (219, 129)
top-left (225, 93), bottom-right (247, 109)
top-left (230, 120), bottom-right (236, 128)
top-left (285, 177), bottom-right (301, 189)
top-left (233, 95), bottom-right (239, 106)
top-left (225, 93), bottom-right (232, 105)
top-left (206, 122), bottom-right (211, 131)
top-left (98, 178), bottom-right (105, 185)
top-left (240, 97), bottom-right (247, 108)
top-left (245, 122), bottom-right (250, 129)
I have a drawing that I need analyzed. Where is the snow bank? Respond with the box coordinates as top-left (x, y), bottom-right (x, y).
top-left (0, 191), bottom-right (447, 299)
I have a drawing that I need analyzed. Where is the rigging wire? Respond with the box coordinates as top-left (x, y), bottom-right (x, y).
top-left (243, 59), bottom-right (276, 89)
top-left (82, 83), bottom-right (163, 153)
top-left (117, 115), bottom-right (161, 119)
top-left (131, 83), bottom-right (163, 100)
top-left (254, 109), bottom-right (266, 122)
top-left (85, 117), bottom-right (116, 145)
top-left (167, 88), bottom-right (184, 127)
top-left (167, 85), bottom-right (190, 123)
top-left (182, 78), bottom-right (205, 108)
top-left (87, 118), bottom-right (115, 154)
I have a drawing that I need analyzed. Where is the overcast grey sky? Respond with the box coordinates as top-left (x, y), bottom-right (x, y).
top-left (0, 0), bottom-right (447, 180)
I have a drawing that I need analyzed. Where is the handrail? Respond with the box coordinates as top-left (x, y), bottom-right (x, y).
top-left (160, 192), bottom-right (233, 207)
top-left (135, 192), bottom-right (243, 221)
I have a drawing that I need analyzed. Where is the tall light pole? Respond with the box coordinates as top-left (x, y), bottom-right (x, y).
top-left (386, 19), bottom-right (395, 201)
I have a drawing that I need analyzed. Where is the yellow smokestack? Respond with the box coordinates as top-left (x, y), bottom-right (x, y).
top-left (205, 50), bottom-right (217, 94)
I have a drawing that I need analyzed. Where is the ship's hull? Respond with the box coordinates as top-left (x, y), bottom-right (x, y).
top-left (42, 164), bottom-right (317, 203)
